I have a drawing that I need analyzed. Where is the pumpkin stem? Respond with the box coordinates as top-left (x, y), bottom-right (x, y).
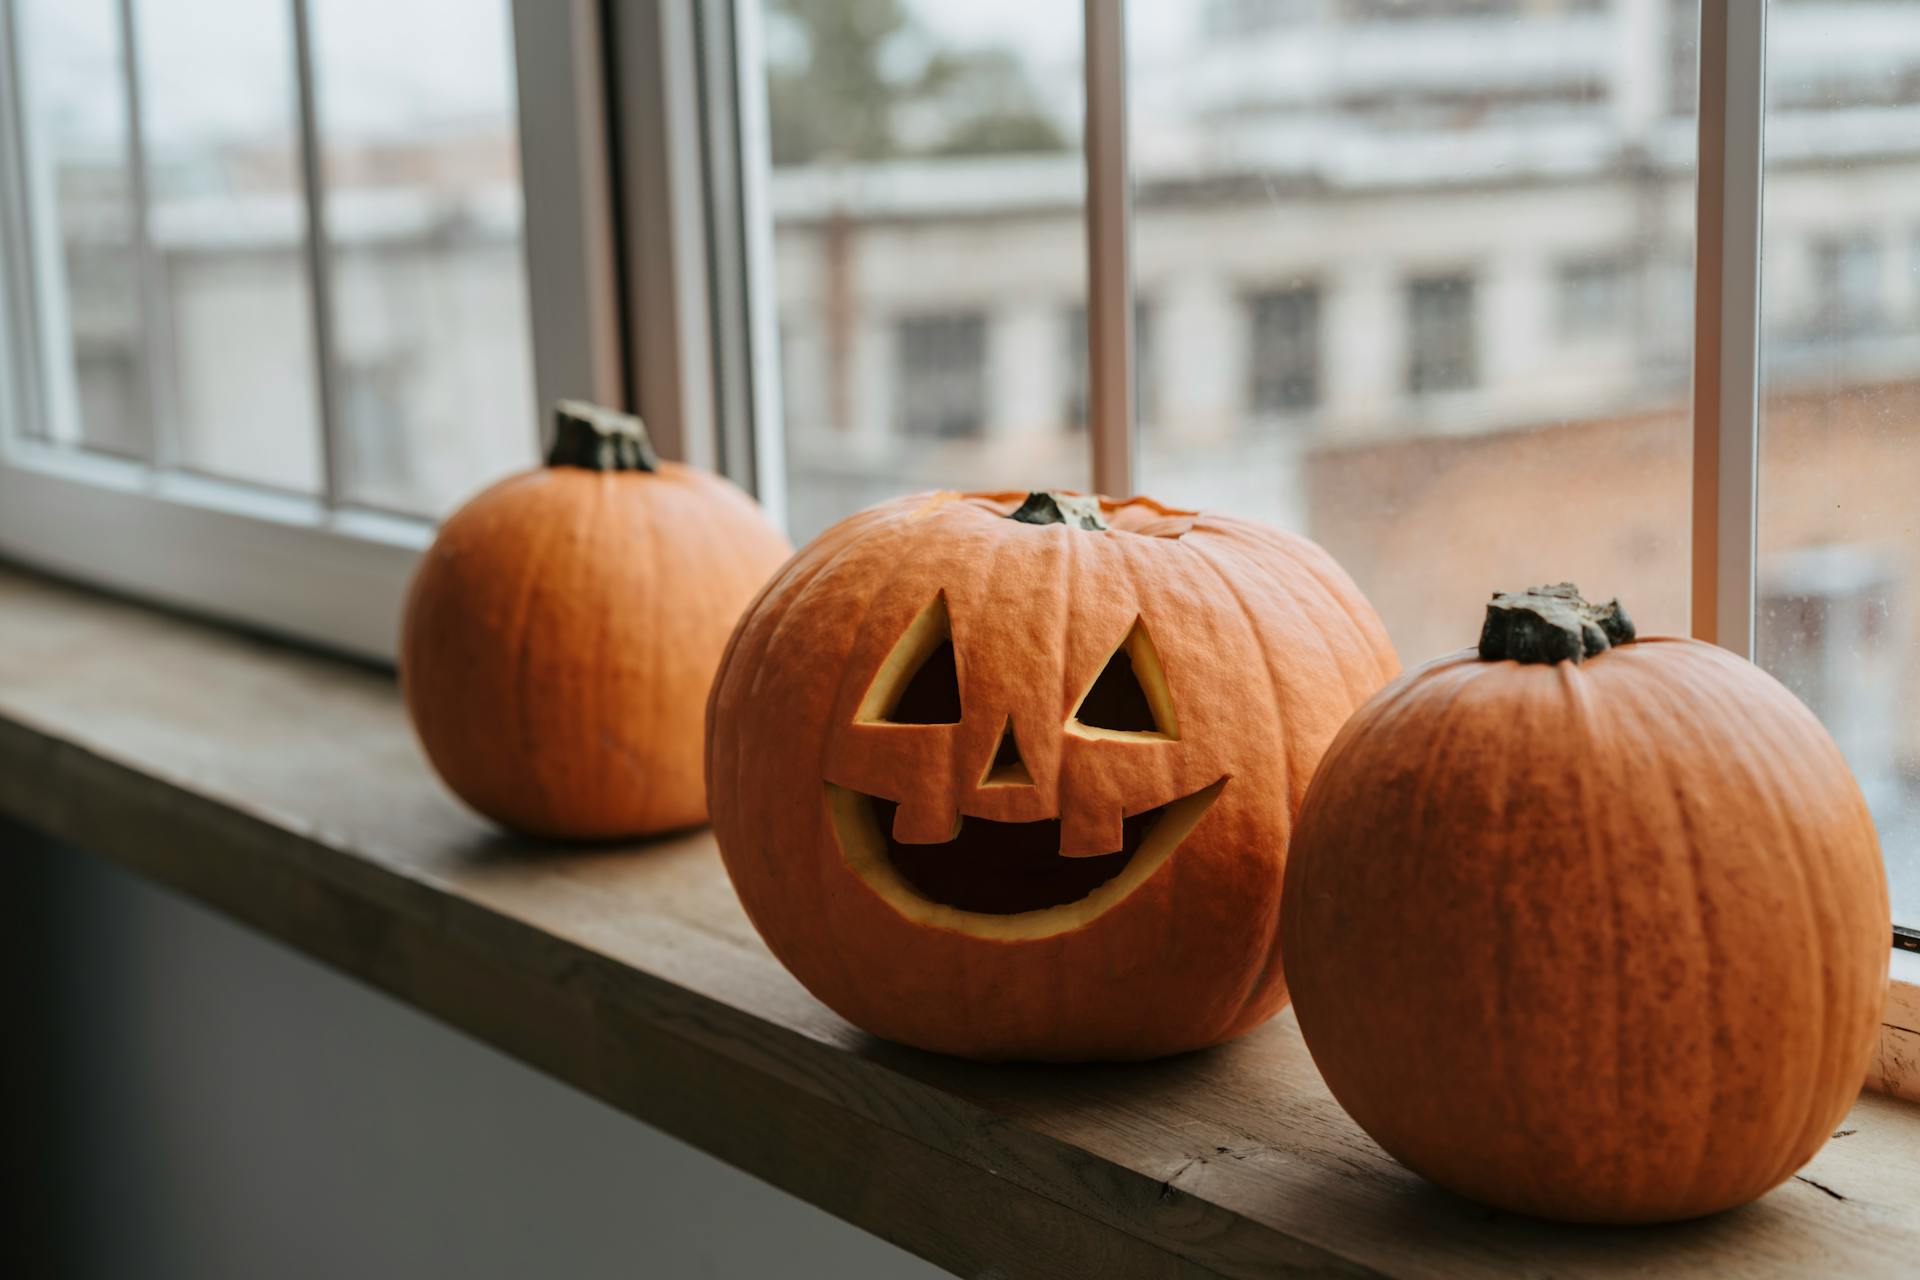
top-left (1007, 491), bottom-right (1109, 531)
top-left (547, 400), bottom-right (660, 473)
top-left (1478, 584), bottom-right (1636, 664)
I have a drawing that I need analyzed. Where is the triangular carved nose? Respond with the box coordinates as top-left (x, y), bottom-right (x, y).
top-left (978, 716), bottom-right (1033, 788)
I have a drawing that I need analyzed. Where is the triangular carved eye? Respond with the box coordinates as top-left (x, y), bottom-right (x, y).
top-left (1069, 619), bottom-right (1178, 740)
top-left (979, 717), bottom-right (1033, 787)
top-left (857, 593), bottom-right (961, 725)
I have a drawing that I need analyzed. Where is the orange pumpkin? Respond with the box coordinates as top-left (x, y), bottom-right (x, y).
top-left (1281, 584), bottom-right (1890, 1223)
top-left (706, 490), bottom-right (1399, 1061)
top-left (402, 402), bottom-right (790, 839)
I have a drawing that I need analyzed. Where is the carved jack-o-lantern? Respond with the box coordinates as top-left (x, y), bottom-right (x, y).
top-left (707, 491), bottom-right (1399, 1061)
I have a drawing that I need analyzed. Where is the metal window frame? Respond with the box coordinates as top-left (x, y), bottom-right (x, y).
top-left (1691, 0), bottom-right (1766, 660)
top-left (0, 0), bottom-right (36, 448)
top-left (0, 0), bottom-right (626, 663)
top-left (289, 0), bottom-right (345, 503)
top-left (1083, 0), bottom-right (1136, 498)
top-left (1065, 0), bottom-right (1775, 654)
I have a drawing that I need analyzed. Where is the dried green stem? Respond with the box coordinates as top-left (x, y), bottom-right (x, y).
top-left (546, 400), bottom-right (660, 472)
top-left (1479, 583), bottom-right (1635, 664)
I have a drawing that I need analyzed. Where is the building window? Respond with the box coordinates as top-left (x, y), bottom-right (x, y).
top-left (1557, 256), bottom-right (1632, 340)
top-left (1809, 235), bottom-right (1884, 338)
top-left (1759, 546), bottom-right (1904, 818)
top-left (895, 313), bottom-right (987, 439)
top-left (1406, 274), bottom-right (1478, 395)
top-left (1911, 229), bottom-right (1920, 322)
top-left (1066, 309), bottom-right (1087, 432)
top-left (1246, 286), bottom-right (1321, 416)
top-left (1205, 0), bottom-right (1316, 40)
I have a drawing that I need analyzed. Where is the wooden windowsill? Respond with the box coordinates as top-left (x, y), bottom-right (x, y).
top-left (3, 564), bottom-right (1918, 1279)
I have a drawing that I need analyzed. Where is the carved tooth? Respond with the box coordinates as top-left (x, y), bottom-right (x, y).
top-left (1058, 804), bottom-right (1126, 858)
top-left (891, 800), bottom-right (962, 846)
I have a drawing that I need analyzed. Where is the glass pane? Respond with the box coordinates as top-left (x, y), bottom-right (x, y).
top-left (757, 0), bottom-right (1090, 541)
top-left (308, 0), bottom-right (538, 516)
top-left (16, 0), bottom-right (151, 458)
top-left (1131, 0), bottom-right (1699, 667)
top-left (132, 0), bottom-right (323, 493)
top-left (1758, 1), bottom-right (1920, 927)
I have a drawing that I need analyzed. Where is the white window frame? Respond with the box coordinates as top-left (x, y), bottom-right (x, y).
top-left (0, 0), bottom-right (641, 660)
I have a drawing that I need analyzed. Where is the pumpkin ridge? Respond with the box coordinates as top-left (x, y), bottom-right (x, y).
top-left (1222, 515), bottom-right (1399, 674)
top-left (695, 470), bottom-right (788, 594)
top-left (1657, 693), bottom-right (1724, 1211)
top-left (1799, 691), bottom-right (1886, 1179)
top-left (718, 512), bottom-right (887, 1012)
top-left (1037, 505), bottom-right (1077, 1047)
top-left (1739, 684), bottom-right (1837, 1198)
top-left (1182, 537), bottom-right (1293, 812)
top-left (969, 511), bottom-right (1038, 800)
top-left (506, 483), bottom-right (579, 823)
top-left (1557, 662), bottom-right (1638, 1209)
top-left (1179, 534), bottom-right (1317, 1031)
top-left (1604, 650), bottom-right (1720, 1211)
top-left (631, 472), bottom-right (668, 821)
top-left (818, 511), bottom-right (982, 1007)
top-left (1741, 662), bottom-right (1848, 1201)
top-left (714, 511), bottom-right (848, 716)
top-left (1675, 657), bottom-right (1827, 1199)
top-left (1711, 659), bottom-right (1853, 1198)
top-left (1051, 503), bottom-right (1079, 799)
top-left (1299, 661), bottom-right (1489, 1175)
top-left (1198, 521), bottom-right (1382, 721)
top-left (1478, 667), bottom-right (1521, 1204)
top-left (752, 505), bottom-right (905, 704)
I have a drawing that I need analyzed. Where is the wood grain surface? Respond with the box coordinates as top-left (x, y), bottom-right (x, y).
top-left (2, 566), bottom-right (1917, 1279)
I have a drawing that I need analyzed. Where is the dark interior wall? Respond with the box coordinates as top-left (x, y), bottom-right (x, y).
top-left (0, 821), bottom-right (941, 1280)
top-left (2, 818), bottom-right (79, 1277)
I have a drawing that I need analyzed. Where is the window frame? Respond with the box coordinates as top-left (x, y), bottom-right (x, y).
top-left (0, 0), bottom-right (637, 661)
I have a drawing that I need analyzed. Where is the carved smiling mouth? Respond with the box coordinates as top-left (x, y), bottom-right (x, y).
top-left (826, 779), bottom-right (1226, 938)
